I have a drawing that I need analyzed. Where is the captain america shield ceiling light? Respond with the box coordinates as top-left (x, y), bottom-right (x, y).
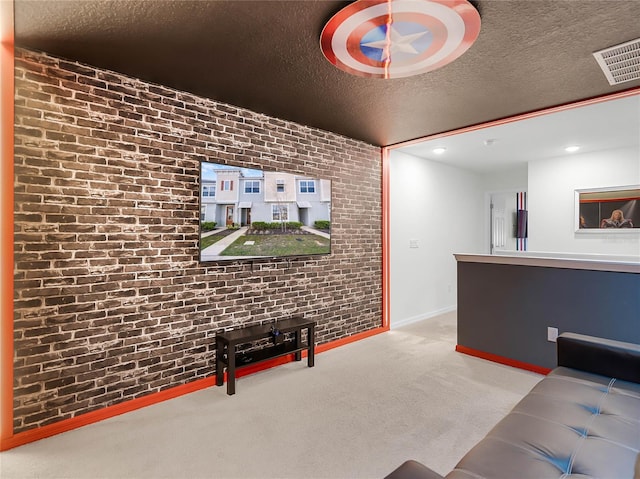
top-left (320, 0), bottom-right (481, 79)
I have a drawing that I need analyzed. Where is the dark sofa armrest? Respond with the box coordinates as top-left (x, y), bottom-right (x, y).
top-left (557, 332), bottom-right (640, 383)
top-left (384, 460), bottom-right (444, 479)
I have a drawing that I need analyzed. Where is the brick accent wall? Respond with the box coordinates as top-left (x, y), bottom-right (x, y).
top-left (12, 49), bottom-right (382, 433)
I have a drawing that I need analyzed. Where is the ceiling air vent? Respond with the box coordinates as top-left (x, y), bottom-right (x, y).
top-left (593, 38), bottom-right (640, 85)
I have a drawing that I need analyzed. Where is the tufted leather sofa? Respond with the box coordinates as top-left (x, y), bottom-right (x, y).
top-left (385, 332), bottom-right (640, 479)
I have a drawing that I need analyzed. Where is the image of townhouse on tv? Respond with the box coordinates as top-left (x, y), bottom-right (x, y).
top-left (199, 161), bottom-right (332, 262)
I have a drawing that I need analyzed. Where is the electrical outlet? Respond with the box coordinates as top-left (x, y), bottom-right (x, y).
top-left (547, 327), bottom-right (558, 342)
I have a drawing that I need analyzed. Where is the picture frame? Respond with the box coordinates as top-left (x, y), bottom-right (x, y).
top-left (575, 185), bottom-right (640, 233)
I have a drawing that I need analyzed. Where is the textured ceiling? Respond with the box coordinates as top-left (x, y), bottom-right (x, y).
top-left (13, 0), bottom-right (640, 147)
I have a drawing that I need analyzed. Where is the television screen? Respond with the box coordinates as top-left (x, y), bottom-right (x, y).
top-left (199, 161), bottom-right (332, 262)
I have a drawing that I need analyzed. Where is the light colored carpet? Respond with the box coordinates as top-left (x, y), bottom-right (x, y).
top-left (0, 312), bottom-right (542, 479)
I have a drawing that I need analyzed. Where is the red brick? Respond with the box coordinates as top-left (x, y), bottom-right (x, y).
top-left (13, 47), bottom-right (381, 433)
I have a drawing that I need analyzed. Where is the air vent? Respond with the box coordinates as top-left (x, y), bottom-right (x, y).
top-left (593, 38), bottom-right (640, 85)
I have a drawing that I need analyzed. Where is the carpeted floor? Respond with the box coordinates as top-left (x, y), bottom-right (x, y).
top-left (0, 312), bottom-right (542, 479)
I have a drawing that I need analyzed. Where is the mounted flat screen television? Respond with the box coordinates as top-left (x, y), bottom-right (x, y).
top-left (199, 161), bottom-right (332, 262)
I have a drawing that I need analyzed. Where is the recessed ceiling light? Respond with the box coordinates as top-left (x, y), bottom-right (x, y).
top-left (565, 145), bottom-right (580, 153)
top-left (433, 147), bottom-right (446, 155)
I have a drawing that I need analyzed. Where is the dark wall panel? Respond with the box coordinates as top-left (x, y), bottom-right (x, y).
top-left (457, 262), bottom-right (640, 369)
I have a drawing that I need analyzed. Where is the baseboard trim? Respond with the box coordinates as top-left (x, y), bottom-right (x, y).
top-left (1, 325), bottom-right (388, 451)
top-left (455, 344), bottom-right (552, 376)
top-left (316, 325), bottom-right (388, 353)
top-left (391, 305), bottom-right (456, 329)
top-left (0, 375), bottom-right (217, 451)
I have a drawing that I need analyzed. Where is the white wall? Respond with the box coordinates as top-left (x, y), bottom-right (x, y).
top-left (528, 146), bottom-right (640, 256)
top-left (389, 144), bottom-right (639, 329)
top-left (480, 164), bottom-right (528, 192)
top-left (389, 151), bottom-right (484, 327)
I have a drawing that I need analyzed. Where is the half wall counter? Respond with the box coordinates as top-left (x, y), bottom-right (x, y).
top-left (454, 253), bottom-right (640, 372)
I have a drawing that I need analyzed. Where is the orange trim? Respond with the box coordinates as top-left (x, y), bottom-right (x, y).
top-left (0, 0), bottom-right (15, 449)
top-left (316, 325), bottom-right (387, 353)
top-left (381, 148), bottom-right (390, 329)
top-left (1, 376), bottom-right (217, 451)
top-left (0, 325), bottom-right (388, 451)
top-left (237, 325), bottom-right (388, 374)
top-left (580, 196), bottom-right (639, 204)
top-left (455, 345), bottom-right (552, 376)
top-left (388, 87), bottom-right (640, 149)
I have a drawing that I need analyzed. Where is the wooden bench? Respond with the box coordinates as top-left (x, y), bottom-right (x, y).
top-left (215, 317), bottom-right (315, 395)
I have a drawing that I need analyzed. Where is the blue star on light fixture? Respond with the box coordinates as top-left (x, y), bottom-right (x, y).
top-left (362, 24), bottom-right (430, 61)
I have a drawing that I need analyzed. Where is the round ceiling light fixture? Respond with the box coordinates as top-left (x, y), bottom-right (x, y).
top-left (320, 0), bottom-right (481, 79)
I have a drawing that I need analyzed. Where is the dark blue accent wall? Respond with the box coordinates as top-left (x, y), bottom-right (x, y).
top-left (457, 262), bottom-right (640, 369)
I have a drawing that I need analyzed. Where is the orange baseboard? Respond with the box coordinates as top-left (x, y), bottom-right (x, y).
top-left (316, 324), bottom-right (388, 353)
top-left (455, 344), bottom-right (552, 376)
top-left (1, 325), bottom-right (388, 451)
top-left (1, 376), bottom-right (217, 451)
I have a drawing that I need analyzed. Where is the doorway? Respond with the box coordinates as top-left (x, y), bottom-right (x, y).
top-left (240, 208), bottom-right (251, 226)
top-left (490, 192), bottom-right (518, 254)
top-left (225, 205), bottom-right (234, 227)
top-left (299, 207), bottom-right (308, 226)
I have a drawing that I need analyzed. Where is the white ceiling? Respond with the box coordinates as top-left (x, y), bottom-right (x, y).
top-left (394, 93), bottom-right (640, 173)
